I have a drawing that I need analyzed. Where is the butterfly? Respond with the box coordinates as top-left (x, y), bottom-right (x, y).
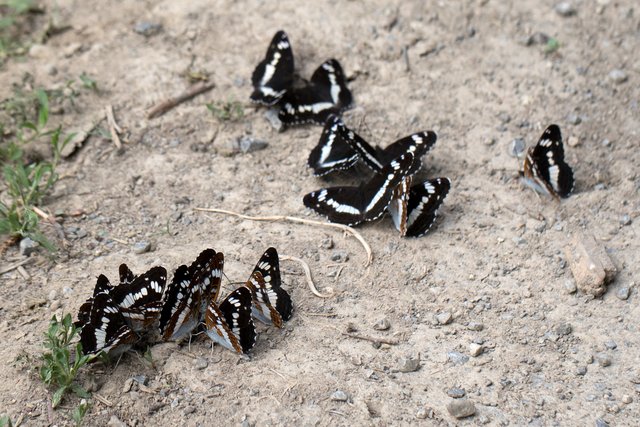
top-left (78, 286), bottom-right (138, 357)
top-left (75, 266), bottom-right (167, 334)
top-left (520, 124), bottom-right (574, 199)
top-left (303, 151), bottom-right (415, 226)
top-left (388, 177), bottom-right (451, 237)
top-left (204, 286), bottom-right (256, 355)
top-left (308, 115), bottom-right (437, 176)
top-left (159, 249), bottom-right (224, 341)
top-left (277, 59), bottom-right (353, 126)
top-left (250, 30), bottom-right (294, 106)
top-left (244, 247), bottom-right (293, 327)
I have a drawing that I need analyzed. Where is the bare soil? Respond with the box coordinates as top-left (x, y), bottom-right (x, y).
top-left (1, 1), bottom-right (639, 426)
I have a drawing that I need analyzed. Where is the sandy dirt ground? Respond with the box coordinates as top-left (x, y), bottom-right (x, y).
top-left (1, 0), bottom-right (639, 425)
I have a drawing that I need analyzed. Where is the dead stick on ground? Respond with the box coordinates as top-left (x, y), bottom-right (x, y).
top-left (194, 207), bottom-right (372, 266)
top-left (148, 81), bottom-right (215, 119)
top-left (0, 258), bottom-right (32, 274)
top-left (280, 255), bottom-right (333, 298)
top-left (343, 332), bottom-right (400, 346)
top-left (105, 105), bottom-right (122, 149)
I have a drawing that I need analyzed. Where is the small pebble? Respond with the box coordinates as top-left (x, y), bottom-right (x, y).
top-left (576, 366), bottom-right (587, 376)
top-left (596, 353), bottom-right (612, 367)
top-left (508, 138), bottom-right (526, 157)
top-left (331, 390), bottom-right (349, 402)
top-left (567, 136), bottom-right (580, 147)
top-left (415, 407), bottom-right (428, 419)
top-left (373, 318), bottom-right (391, 331)
top-left (619, 214), bottom-right (631, 226)
top-left (133, 21), bottom-right (162, 37)
top-left (447, 387), bottom-right (466, 398)
top-left (194, 358), bottom-right (208, 370)
top-left (595, 418), bottom-right (609, 427)
top-left (565, 279), bottom-right (577, 294)
top-left (183, 406), bottom-right (196, 415)
top-left (447, 351), bottom-right (469, 365)
top-left (604, 340), bottom-right (617, 350)
top-left (469, 343), bottom-right (483, 357)
top-left (397, 355), bottom-right (421, 373)
top-left (616, 286), bottom-right (630, 300)
top-left (566, 113), bottom-right (581, 125)
top-left (133, 241), bottom-right (151, 254)
top-left (107, 416), bottom-right (127, 427)
top-left (601, 139), bottom-right (611, 147)
top-left (446, 399), bottom-right (476, 419)
top-left (555, 323), bottom-right (573, 336)
top-left (264, 109), bottom-right (283, 131)
top-left (132, 375), bottom-right (148, 386)
top-left (49, 300), bottom-right (61, 311)
top-left (330, 250), bottom-right (349, 263)
top-left (608, 69), bottom-right (628, 84)
top-left (19, 237), bottom-right (39, 256)
top-left (237, 135), bottom-right (268, 154)
top-left (436, 312), bottom-right (452, 325)
top-left (498, 112), bottom-right (511, 124)
top-left (48, 290), bottom-right (58, 301)
top-left (467, 322), bottom-right (484, 331)
top-left (320, 237), bottom-right (334, 249)
top-left (555, 2), bottom-right (576, 17)
top-left (622, 395), bottom-right (632, 404)
top-left (122, 378), bottom-right (134, 393)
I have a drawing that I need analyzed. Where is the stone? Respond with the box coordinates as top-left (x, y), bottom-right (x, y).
top-left (320, 237), bottom-right (334, 249)
top-left (467, 322), bottom-right (484, 331)
top-left (331, 390), bottom-right (349, 402)
top-left (107, 415), bottom-right (127, 427)
top-left (133, 241), bottom-right (152, 254)
top-left (330, 250), bottom-right (349, 263)
top-left (555, 323), bottom-right (573, 336)
top-left (469, 343), bottom-right (483, 357)
top-left (436, 312), bottom-right (452, 325)
top-left (183, 406), bottom-right (196, 415)
top-left (595, 418), bottom-right (609, 427)
top-left (603, 340), bottom-right (617, 350)
top-left (564, 233), bottom-right (617, 297)
top-left (48, 290), bottom-right (58, 301)
top-left (236, 135), bottom-right (268, 154)
top-left (564, 279), bottom-right (578, 294)
top-left (373, 318), bottom-right (391, 331)
top-left (133, 21), bottom-right (163, 37)
top-left (446, 399), bottom-right (476, 419)
top-left (619, 214), bottom-right (631, 226)
top-left (608, 69), bottom-right (628, 84)
top-left (566, 113), bottom-right (581, 125)
top-left (194, 357), bottom-right (208, 370)
top-left (622, 395), bottom-right (632, 404)
top-left (567, 136), bottom-right (580, 147)
top-left (19, 237), bottom-right (39, 256)
top-left (447, 351), bottom-right (469, 365)
top-left (508, 138), bottom-right (526, 157)
top-left (447, 387), bottom-right (466, 398)
top-left (555, 2), bottom-right (576, 16)
top-left (596, 353), bottom-right (612, 367)
top-left (616, 287), bottom-right (630, 300)
top-left (264, 109), bottom-right (283, 131)
top-left (397, 355), bottom-right (421, 373)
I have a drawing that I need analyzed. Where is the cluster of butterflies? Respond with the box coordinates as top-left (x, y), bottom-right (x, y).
top-left (75, 247), bottom-right (293, 358)
top-left (250, 30), bottom-right (353, 126)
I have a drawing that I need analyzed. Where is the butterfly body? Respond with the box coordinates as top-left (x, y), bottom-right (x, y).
top-left (389, 177), bottom-right (451, 237)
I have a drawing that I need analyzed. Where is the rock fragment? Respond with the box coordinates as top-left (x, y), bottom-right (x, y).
top-left (446, 399), bottom-right (476, 419)
top-left (564, 233), bottom-right (617, 296)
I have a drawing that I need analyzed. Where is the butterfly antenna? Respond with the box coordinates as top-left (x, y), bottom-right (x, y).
top-left (114, 351), bottom-right (126, 370)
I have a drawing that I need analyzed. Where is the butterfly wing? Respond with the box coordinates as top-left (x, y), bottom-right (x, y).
top-left (303, 151), bottom-right (415, 226)
top-left (388, 176), bottom-right (412, 236)
top-left (79, 292), bottom-right (137, 357)
top-left (404, 178), bottom-right (451, 237)
top-left (250, 30), bottom-right (294, 106)
top-left (378, 131), bottom-right (437, 174)
top-left (188, 249), bottom-right (224, 312)
top-left (75, 274), bottom-right (113, 328)
top-left (250, 247), bottom-right (293, 324)
top-left (278, 59), bottom-right (353, 126)
top-left (158, 265), bottom-right (199, 341)
top-left (109, 266), bottom-right (167, 333)
top-left (340, 123), bottom-right (383, 172)
top-left (308, 115), bottom-right (359, 176)
top-left (119, 264), bottom-right (136, 285)
top-left (205, 287), bottom-right (256, 354)
top-left (525, 124), bottom-right (574, 198)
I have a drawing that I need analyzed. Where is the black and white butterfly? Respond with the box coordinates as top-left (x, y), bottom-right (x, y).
top-left (204, 286), bottom-right (256, 355)
top-left (244, 247), bottom-right (293, 327)
top-left (520, 124), bottom-right (574, 199)
top-left (307, 115), bottom-right (360, 176)
top-left (388, 177), bottom-right (451, 237)
top-left (76, 266), bottom-right (167, 334)
top-left (78, 284), bottom-right (138, 357)
top-left (250, 30), bottom-right (294, 106)
top-left (159, 249), bottom-right (224, 341)
top-left (303, 151), bottom-right (415, 226)
top-left (308, 115), bottom-right (437, 176)
top-left (278, 59), bottom-right (353, 126)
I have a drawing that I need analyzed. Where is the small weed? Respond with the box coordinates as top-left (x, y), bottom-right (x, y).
top-left (0, 0), bottom-right (40, 61)
top-left (78, 73), bottom-right (98, 92)
top-left (0, 415), bottom-right (13, 427)
top-left (70, 399), bottom-right (90, 426)
top-left (544, 37), bottom-right (560, 54)
top-left (0, 89), bottom-right (74, 250)
top-left (39, 313), bottom-right (95, 408)
top-left (206, 100), bottom-right (244, 122)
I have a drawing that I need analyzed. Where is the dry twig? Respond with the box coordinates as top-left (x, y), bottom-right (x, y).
top-left (147, 81), bottom-right (215, 119)
top-left (105, 105), bottom-right (122, 149)
top-left (0, 258), bottom-right (33, 274)
top-left (194, 207), bottom-right (372, 266)
top-left (342, 332), bottom-right (400, 346)
top-left (280, 255), bottom-right (333, 298)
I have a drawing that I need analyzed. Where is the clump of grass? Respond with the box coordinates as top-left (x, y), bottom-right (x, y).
top-left (206, 99), bottom-right (244, 122)
top-left (0, 88), bottom-right (74, 250)
top-left (0, 415), bottom-right (13, 427)
top-left (0, 0), bottom-right (41, 61)
top-left (71, 399), bottom-right (90, 426)
top-left (544, 37), bottom-right (560, 54)
top-left (39, 313), bottom-right (94, 408)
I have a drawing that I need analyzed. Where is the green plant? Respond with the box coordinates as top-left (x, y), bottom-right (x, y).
top-left (0, 89), bottom-right (73, 250)
top-left (78, 73), bottom-right (98, 92)
top-left (0, 0), bottom-right (39, 61)
top-left (71, 399), bottom-right (90, 426)
top-left (39, 314), bottom-right (95, 408)
top-left (206, 99), bottom-right (244, 122)
top-left (544, 37), bottom-right (560, 54)
top-left (0, 415), bottom-right (13, 427)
